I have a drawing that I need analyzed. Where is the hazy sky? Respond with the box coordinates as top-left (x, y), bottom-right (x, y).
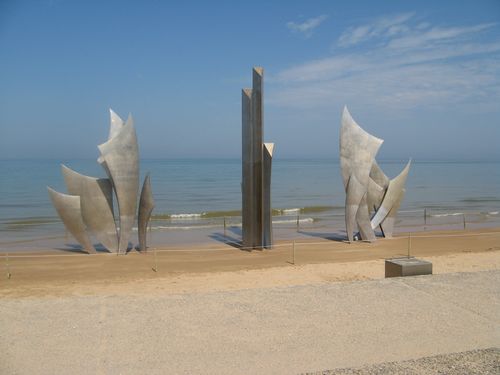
top-left (1, 0), bottom-right (499, 160)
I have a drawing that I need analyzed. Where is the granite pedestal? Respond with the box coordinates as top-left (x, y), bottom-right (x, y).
top-left (385, 257), bottom-right (432, 278)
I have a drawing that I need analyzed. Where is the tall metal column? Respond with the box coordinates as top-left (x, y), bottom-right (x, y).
top-left (242, 67), bottom-right (274, 249)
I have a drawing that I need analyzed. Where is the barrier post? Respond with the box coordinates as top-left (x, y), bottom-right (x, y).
top-left (152, 247), bottom-right (158, 272)
top-left (407, 232), bottom-right (411, 258)
top-left (147, 220), bottom-right (152, 253)
top-left (5, 253), bottom-right (11, 279)
top-left (292, 241), bottom-right (296, 265)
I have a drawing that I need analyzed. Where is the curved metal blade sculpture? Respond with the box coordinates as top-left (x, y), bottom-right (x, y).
top-left (98, 113), bottom-right (139, 253)
top-left (340, 106), bottom-right (411, 242)
top-left (47, 187), bottom-right (96, 253)
top-left (61, 165), bottom-right (118, 252)
top-left (137, 173), bottom-right (155, 252)
top-left (47, 109), bottom-right (153, 254)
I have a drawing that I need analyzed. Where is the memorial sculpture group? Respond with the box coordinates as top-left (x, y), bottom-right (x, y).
top-left (47, 110), bottom-right (154, 254)
top-left (340, 106), bottom-right (411, 242)
top-left (48, 68), bottom-right (410, 253)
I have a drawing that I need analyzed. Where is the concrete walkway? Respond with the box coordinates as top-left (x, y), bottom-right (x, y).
top-left (1, 270), bottom-right (499, 374)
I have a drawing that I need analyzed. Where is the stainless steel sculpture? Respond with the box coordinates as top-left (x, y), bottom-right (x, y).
top-left (137, 173), bottom-right (154, 251)
top-left (371, 160), bottom-right (411, 238)
top-left (61, 165), bottom-right (118, 252)
top-left (340, 106), bottom-right (411, 242)
top-left (242, 67), bottom-right (275, 249)
top-left (47, 188), bottom-right (96, 253)
top-left (48, 109), bottom-right (152, 254)
top-left (98, 113), bottom-right (139, 253)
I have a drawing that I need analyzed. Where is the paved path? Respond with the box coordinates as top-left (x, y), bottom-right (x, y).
top-left (1, 271), bottom-right (499, 374)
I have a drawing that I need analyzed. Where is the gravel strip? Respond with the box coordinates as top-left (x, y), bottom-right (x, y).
top-left (305, 347), bottom-right (500, 375)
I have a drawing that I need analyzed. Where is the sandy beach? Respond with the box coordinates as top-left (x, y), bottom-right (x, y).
top-left (1, 227), bottom-right (499, 297)
top-left (1, 227), bottom-right (499, 374)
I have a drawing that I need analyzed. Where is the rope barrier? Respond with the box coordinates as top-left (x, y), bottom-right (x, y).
top-left (1, 230), bottom-right (499, 259)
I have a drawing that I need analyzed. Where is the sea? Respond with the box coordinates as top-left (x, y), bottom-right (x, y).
top-left (1, 158), bottom-right (499, 252)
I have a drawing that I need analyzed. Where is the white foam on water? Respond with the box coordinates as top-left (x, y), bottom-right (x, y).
top-left (431, 212), bottom-right (463, 218)
top-left (273, 217), bottom-right (314, 224)
top-left (151, 224), bottom-right (219, 230)
top-left (170, 213), bottom-right (204, 219)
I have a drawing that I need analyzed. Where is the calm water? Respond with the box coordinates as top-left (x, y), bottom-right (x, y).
top-left (1, 158), bottom-right (499, 251)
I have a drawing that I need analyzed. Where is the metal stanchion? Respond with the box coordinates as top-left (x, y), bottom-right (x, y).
top-left (407, 232), bottom-right (412, 258)
top-left (147, 220), bottom-right (153, 253)
top-left (152, 247), bottom-right (158, 272)
top-left (5, 253), bottom-right (11, 279)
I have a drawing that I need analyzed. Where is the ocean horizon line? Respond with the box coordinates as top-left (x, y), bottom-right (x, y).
top-left (1, 157), bottom-right (500, 163)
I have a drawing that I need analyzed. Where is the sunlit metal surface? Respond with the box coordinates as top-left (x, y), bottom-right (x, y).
top-left (340, 107), bottom-right (410, 242)
top-left (371, 160), bottom-right (412, 236)
top-left (263, 143), bottom-right (274, 248)
top-left (137, 173), bottom-right (154, 252)
top-left (241, 67), bottom-right (274, 249)
top-left (47, 187), bottom-right (95, 253)
top-left (61, 164), bottom-right (118, 252)
top-left (340, 106), bottom-right (383, 242)
top-left (49, 109), bottom-right (151, 254)
top-left (98, 114), bottom-right (139, 253)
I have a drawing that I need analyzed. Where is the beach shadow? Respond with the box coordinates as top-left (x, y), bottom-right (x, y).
top-left (55, 244), bottom-right (94, 254)
top-left (299, 229), bottom-right (387, 243)
top-left (298, 230), bottom-right (348, 242)
top-left (209, 232), bottom-right (247, 251)
top-left (54, 245), bottom-right (88, 254)
top-left (125, 242), bottom-right (141, 254)
top-left (55, 242), bottom-right (113, 254)
top-left (227, 226), bottom-right (242, 236)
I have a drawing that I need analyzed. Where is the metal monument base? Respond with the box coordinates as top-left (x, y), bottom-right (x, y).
top-left (385, 257), bottom-right (432, 278)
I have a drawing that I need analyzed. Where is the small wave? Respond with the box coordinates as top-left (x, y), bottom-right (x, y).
top-left (301, 205), bottom-right (340, 214)
top-left (170, 213), bottom-right (204, 219)
top-left (276, 208), bottom-right (301, 215)
top-left (152, 206), bottom-right (336, 221)
top-left (431, 212), bottom-right (463, 218)
top-left (152, 224), bottom-right (220, 230)
top-left (200, 210), bottom-right (241, 218)
top-left (152, 210), bottom-right (242, 220)
top-left (461, 197), bottom-right (500, 203)
top-left (273, 206), bottom-right (338, 216)
top-left (2, 217), bottom-right (60, 229)
top-left (488, 211), bottom-right (499, 215)
top-left (273, 218), bottom-right (314, 224)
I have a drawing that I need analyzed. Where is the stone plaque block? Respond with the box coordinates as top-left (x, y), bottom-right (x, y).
top-left (385, 257), bottom-right (432, 278)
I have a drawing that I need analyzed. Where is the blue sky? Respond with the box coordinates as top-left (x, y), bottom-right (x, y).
top-left (1, 0), bottom-right (499, 160)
